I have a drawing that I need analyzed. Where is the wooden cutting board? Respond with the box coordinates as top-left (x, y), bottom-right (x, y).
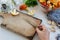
top-left (0, 12), bottom-right (42, 40)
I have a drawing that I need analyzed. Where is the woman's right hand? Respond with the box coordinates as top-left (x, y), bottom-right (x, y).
top-left (36, 25), bottom-right (50, 40)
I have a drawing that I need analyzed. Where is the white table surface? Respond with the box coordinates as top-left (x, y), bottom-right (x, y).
top-left (0, 0), bottom-right (60, 40)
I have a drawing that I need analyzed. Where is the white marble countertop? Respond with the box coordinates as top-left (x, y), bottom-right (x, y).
top-left (0, 0), bottom-right (60, 40)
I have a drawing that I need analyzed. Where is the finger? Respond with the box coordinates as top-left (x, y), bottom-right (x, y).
top-left (36, 28), bottom-right (42, 34)
top-left (41, 25), bottom-right (47, 31)
top-left (38, 25), bottom-right (46, 31)
top-left (38, 25), bottom-right (43, 31)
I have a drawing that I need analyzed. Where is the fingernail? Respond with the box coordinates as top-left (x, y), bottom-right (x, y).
top-left (38, 25), bottom-right (43, 31)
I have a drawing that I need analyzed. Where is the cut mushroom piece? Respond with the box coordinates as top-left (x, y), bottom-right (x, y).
top-left (48, 20), bottom-right (52, 25)
top-left (11, 9), bottom-right (19, 16)
top-left (50, 29), bottom-right (56, 32)
top-left (51, 21), bottom-right (56, 26)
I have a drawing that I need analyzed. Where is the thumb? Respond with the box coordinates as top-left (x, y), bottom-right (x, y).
top-left (36, 28), bottom-right (42, 34)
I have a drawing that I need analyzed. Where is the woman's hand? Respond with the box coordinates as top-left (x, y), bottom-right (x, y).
top-left (36, 25), bottom-right (50, 40)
